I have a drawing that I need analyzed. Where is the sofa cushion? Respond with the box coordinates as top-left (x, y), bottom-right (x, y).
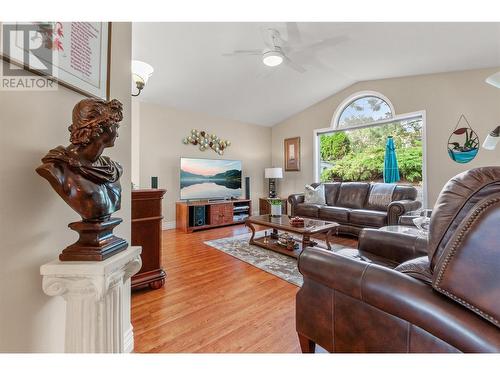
top-left (392, 185), bottom-right (418, 201)
top-left (336, 182), bottom-right (370, 209)
top-left (349, 209), bottom-right (388, 227)
top-left (333, 247), bottom-right (399, 268)
top-left (323, 182), bottom-right (341, 206)
top-left (395, 256), bottom-right (433, 285)
top-left (319, 206), bottom-right (350, 223)
top-left (304, 184), bottom-right (326, 205)
top-left (366, 183), bottom-right (396, 211)
top-left (295, 203), bottom-right (321, 218)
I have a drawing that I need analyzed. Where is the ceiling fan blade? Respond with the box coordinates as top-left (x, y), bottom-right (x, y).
top-left (285, 22), bottom-right (302, 44)
top-left (283, 55), bottom-right (306, 73)
top-left (222, 49), bottom-right (262, 57)
top-left (297, 35), bottom-right (349, 53)
top-left (259, 27), bottom-right (275, 48)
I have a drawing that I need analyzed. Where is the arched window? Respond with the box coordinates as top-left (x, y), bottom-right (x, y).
top-left (316, 91), bottom-right (425, 205)
top-left (333, 91), bottom-right (395, 130)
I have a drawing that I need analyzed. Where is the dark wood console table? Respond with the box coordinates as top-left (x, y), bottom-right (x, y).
top-left (131, 189), bottom-right (167, 290)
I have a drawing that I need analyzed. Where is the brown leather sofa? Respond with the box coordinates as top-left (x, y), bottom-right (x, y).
top-left (296, 167), bottom-right (500, 353)
top-left (288, 182), bottom-right (421, 237)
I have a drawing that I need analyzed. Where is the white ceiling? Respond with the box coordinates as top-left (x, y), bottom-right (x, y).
top-left (132, 22), bottom-right (500, 126)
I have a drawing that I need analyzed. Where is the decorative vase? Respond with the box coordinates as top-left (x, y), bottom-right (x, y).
top-left (270, 204), bottom-right (282, 217)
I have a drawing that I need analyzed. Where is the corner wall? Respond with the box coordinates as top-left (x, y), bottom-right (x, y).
top-left (137, 102), bottom-right (272, 225)
top-left (271, 67), bottom-right (500, 206)
top-left (0, 22), bottom-right (132, 352)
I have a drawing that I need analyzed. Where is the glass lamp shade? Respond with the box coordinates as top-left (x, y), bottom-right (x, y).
top-left (265, 167), bottom-right (283, 179)
top-left (483, 134), bottom-right (500, 150)
top-left (262, 51), bottom-right (284, 67)
top-left (482, 126), bottom-right (500, 150)
top-left (486, 72), bottom-right (500, 88)
top-left (132, 60), bottom-right (154, 85)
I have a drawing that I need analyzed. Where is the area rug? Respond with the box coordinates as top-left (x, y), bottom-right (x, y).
top-left (204, 231), bottom-right (345, 287)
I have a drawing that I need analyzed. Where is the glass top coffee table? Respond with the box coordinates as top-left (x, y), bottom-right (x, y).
top-left (245, 215), bottom-right (339, 259)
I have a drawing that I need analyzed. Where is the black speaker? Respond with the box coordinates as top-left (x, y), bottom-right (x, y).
top-left (245, 177), bottom-right (250, 199)
top-left (190, 206), bottom-right (206, 227)
top-left (151, 176), bottom-right (158, 189)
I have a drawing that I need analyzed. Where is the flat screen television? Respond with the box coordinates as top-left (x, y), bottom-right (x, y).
top-left (180, 157), bottom-right (242, 200)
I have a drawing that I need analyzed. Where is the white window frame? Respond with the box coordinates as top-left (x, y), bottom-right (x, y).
top-left (331, 90), bottom-right (396, 130)
top-left (313, 91), bottom-right (428, 207)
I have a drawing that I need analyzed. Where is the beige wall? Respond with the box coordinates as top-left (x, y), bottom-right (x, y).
top-left (138, 102), bottom-right (272, 224)
top-left (272, 67), bottom-right (500, 207)
top-left (0, 22), bottom-right (132, 352)
top-left (131, 98), bottom-right (141, 186)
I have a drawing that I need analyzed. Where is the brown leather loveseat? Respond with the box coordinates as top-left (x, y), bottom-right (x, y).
top-left (288, 182), bottom-right (421, 237)
top-left (296, 167), bottom-right (500, 352)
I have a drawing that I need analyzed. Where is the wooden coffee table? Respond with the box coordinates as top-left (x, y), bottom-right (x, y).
top-left (245, 214), bottom-right (339, 259)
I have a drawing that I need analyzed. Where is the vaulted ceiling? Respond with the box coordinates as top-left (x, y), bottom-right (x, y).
top-left (132, 22), bottom-right (500, 126)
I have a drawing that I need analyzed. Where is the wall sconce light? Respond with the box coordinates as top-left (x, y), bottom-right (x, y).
top-left (486, 72), bottom-right (500, 88)
top-left (132, 60), bottom-right (154, 97)
top-left (483, 72), bottom-right (500, 150)
top-left (482, 126), bottom-right (500, 150)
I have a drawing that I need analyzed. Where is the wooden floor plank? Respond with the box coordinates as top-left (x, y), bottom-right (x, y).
top-left (131, 223), bottom-right (357, 353)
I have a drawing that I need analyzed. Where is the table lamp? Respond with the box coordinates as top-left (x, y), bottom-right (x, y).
top-left (265, 167), bottom-right (283, 198)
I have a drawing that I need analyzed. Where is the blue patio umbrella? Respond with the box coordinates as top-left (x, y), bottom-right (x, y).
top-left (384, 136), bottom-right (400, 183)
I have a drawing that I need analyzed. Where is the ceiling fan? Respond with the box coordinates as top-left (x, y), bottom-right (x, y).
top-left (223, 27), bottom-right (305, 73)
top-left (222, 23), bottom-right (349, 74)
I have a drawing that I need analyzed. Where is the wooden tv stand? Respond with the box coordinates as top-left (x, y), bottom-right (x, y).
top-left (176, 199), bottom-right (252, 233)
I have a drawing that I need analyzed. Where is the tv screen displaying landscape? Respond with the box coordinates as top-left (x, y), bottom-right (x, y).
top-left (180, 158), bottom-right (242, 200)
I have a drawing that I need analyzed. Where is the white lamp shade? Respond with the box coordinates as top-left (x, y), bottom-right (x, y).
top-left (265, 167), bottom-right (283, 179)
top-left (486, 72), bottom-right (500, 88)
top-left (483, 134), bottom-right (500, 150)
top-left (132, 60), bottom-right (154, 85)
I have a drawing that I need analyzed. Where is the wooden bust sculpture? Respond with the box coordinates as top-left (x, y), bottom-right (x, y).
top-left (36, 98), bottom-right (128, 261)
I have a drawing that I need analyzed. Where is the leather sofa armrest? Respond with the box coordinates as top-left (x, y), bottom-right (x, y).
top-left (358, 228), bottom-right (427, 263)
top-left (288, 193), bottom-right (304, 216)
top-left (298, 247), bottom-right (500, 352)
top-left (387, 199), bottom-right (422, 225)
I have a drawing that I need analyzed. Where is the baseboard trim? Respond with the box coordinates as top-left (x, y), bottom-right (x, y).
top-left (162, 220), bottom-right (176, 230)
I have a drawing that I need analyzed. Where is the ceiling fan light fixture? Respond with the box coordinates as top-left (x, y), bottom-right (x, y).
top-left (262, 51), bottom-right (283, 67)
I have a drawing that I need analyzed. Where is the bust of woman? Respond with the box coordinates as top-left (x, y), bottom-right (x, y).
top-left (36, 98), bottom-right (124, 222)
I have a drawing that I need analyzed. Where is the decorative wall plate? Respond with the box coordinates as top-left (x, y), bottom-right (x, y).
top-left (447, 114), bottom-right (479, 164)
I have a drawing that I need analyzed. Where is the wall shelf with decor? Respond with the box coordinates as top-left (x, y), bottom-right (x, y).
top-left (176, 199), bottom-right (252, 233)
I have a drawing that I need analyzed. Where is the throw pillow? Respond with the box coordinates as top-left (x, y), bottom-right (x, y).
top-left (366, 183), bottom-right (396, 211)
top-left (304, 184), bottom-right (326, 205)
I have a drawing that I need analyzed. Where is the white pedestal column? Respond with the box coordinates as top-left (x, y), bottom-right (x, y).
top-left (40, 246), bottom-right (142, 353)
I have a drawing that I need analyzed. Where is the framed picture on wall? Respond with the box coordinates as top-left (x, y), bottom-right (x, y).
top-left (0, 22), bottom-right (111, 100)
top-left (284, 136), bottom-right (301, 171)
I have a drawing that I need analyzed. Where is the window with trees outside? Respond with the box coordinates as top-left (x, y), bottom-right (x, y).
top-left (319, 94), bottom-right (424, 202)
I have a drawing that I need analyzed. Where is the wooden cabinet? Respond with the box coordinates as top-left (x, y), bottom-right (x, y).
top-left (209, 203), bottom-right (233, 225)
top-left (259, 197), bottom-right (287, 215)
top-left (131, 189), bottom-right (166, 291)
top-left (176, 199), bottom-right (251, 233)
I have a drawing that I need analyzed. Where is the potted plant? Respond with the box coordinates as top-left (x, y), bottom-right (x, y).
top-left (268, 198), bottom-right (283, 217)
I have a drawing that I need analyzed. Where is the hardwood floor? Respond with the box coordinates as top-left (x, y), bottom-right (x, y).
top-left (131, 224), bottom-right (357, 353)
